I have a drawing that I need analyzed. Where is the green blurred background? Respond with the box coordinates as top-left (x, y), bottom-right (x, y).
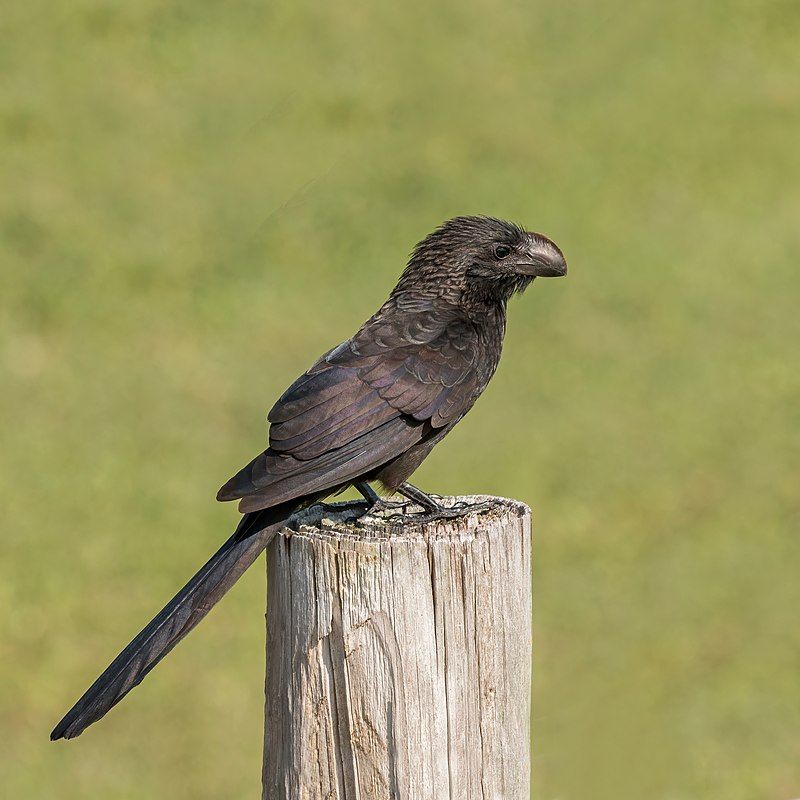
top-left (2, 1), bottom-right (799, 797)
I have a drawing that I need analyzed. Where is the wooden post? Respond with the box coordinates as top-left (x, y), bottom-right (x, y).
top-left (263, 495), bottom-right (532, 800)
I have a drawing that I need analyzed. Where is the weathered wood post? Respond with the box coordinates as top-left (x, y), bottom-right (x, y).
top-left (263, 495), bottom-right (532, 800)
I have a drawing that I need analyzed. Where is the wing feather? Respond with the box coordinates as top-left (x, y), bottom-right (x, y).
top-left (219, 301), bottom-right (496, 511)
top-left (223, 417), bottom-right (425, 512)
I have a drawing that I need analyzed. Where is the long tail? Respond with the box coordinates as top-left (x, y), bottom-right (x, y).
top-left (51, 498), bottom-right (310, 740)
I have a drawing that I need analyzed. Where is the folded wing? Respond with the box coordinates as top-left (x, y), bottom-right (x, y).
top-left (218, 301), bottom-right (488, 512)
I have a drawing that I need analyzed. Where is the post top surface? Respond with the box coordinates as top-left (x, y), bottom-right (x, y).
top-left (281, 495), bottom-right (530, 544)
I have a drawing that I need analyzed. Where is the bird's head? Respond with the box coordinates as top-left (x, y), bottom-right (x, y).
top-left (402, 216), bottom-right (567, 304)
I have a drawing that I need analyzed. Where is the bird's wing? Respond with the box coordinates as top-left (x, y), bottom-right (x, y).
top-left (348, 301), bottom-right (487, 428)
top-left (218, 301), bottom-right (487, 512)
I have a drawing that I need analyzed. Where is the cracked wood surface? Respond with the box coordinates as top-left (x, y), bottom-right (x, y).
top-left (263, 496), bottom-right (532, 800)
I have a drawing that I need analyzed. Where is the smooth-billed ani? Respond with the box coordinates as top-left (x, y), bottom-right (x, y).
top-left (51, 215), bottom-right (566, 740)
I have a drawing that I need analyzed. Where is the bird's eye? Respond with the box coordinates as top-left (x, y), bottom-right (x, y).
top-left (494, 244), bottom-right (512, 259)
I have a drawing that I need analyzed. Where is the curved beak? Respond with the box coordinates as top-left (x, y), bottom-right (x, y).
top-left (517, 233), bottom-right (567, 277)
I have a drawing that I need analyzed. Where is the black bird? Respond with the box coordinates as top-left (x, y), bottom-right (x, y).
top-left (51, 215), bottom-right (566, 740)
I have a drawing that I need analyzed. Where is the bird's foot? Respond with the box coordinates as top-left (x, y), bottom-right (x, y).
top-left (395, 482), bottom-right (444, 513)
top-left (350, 481), bottom-right (410, 517)
top-left (367, 498), bottom-right (413, 514)
top-left (381, 483), bottom-right (494, 522)
top-left (403, 500), bottom-right (494, 522)
top-left (312, 484), bottom-right (494, 526)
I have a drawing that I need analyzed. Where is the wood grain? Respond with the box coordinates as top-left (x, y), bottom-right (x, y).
top-left (263, 496), bottom-right (532, 800)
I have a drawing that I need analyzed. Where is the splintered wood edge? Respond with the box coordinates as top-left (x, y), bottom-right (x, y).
top-left (278, 495), bottom-right (531, 544)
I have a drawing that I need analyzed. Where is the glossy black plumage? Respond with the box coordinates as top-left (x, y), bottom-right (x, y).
top-left (51, 216), bottom-right (566, 740)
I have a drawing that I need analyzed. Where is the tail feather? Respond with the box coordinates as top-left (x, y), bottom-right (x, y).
top-left (50, 499), bottom-right (308, 740)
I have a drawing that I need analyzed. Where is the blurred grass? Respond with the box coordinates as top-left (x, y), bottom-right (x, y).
top-left (2, 0), bottom-right (799, 797)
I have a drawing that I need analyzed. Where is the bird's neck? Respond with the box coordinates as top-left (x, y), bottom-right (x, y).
top-left (388, 266), bottom-right (510, 342)
top-left (461, 296), bottom-right (508, 355)
top-left (459, 283), bottom-right (508, 324)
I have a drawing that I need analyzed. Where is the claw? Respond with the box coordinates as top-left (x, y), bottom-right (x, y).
top-left (371, 498), bottom-right (494, 523)
top-left (307, 497), bottom-right (494, 529)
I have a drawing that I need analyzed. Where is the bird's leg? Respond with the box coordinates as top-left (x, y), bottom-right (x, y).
top-left (354, 481), bottom-right (381, 506)
top-left (397, 482), bottom-right (494, 519)
top-left (354, 481), bottom-right (409, 514)
top-left (396, 482), bottom-right (445, 514)
top-left (336, 482), bottom-right (490, 522)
